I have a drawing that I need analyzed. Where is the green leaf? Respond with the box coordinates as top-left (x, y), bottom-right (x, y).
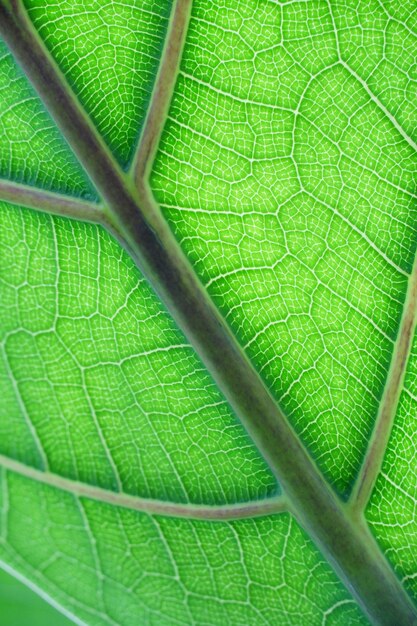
top-left (0, 0), bottom-right (416, 624)
top-left (0, 566), bottom-right (73, 626)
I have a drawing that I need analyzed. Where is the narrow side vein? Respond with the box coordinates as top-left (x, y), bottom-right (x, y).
top-left (0, 454), bottom-right (287, 521)
top-left (350, 249), bottom-right (417, 513)
top-left (340, 59), bottom-right (417, 155)
top-left (132, 0), bottom-right (192, 185)
top-left (0, 179), bottom-right (103, 223)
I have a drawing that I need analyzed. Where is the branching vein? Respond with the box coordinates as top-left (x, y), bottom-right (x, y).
top-left (0, 454), bottom-right (287, 521)
top-left (350, 250), bottom-right (417, 513)
top-left (132, 0), bottom-right (192, 185)
top-left (0, 179), bottom-right (103, 222)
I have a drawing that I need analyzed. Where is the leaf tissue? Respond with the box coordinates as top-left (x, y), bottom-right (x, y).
top-left (0, 0), bottom-right (417, 624)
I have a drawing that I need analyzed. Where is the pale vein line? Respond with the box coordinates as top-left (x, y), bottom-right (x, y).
top-left (322, 599), bottom-right (356, 625)
top-left (0, 467), bottom-right (9, 542)
top-left (340, 60), bottom-right (417, 155)
top-left (0, 544), bottom-right (113, 625)
top-left (303, 190), bottom-right (409, 278)
top-left (49, 328), bottom-right (124, 494)
top-left (0, 454), bottom-right (287, 521)
top-left (179, 70), bottom-right (294, 112)
top-left (380, 471), bottom-right (417, 506)
top-left (0, 560), bottom-right (87, 626)
top-left (76, 499), bottom-right (105, 611)
top-left (350, 250), bottom-right (417, 513)
top-left (0, 179), bottom-right (103, 223)
top-left (0, 346), bottom-right (49, 471)
top-left (327, 0), bottom-right (417, 155)
top-left (298, 109), bottom-right (417, 201)
top-left (132, 0), bottom-right (193, 185)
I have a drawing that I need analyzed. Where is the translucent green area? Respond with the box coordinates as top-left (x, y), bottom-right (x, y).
top-left (152, 0), bottom-right (417, 495)
top-left (0, 566), bottom-right (72, 626)
top-left (0, 0), bottom-right (416, 623)
top-left (0, 471), bottom-right (367, 626)
top-left (0, 43), bottom-right (94, 197)
top-left (24, 0), bottom-right (172, 167)
top-left (367, 329), bottom-right (417, 604)
top-left (331, 0), bottom-right (417, 146)
top-left (0, 202), bottom-right (275, 505)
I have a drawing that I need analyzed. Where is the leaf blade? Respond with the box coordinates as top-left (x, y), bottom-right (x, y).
top-left (0, 470), bottom-right (367, 626)
top-left (1, 0), bottom-right (417, 624)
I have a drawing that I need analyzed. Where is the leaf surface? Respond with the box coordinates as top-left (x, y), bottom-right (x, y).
top-left (0, 0), bottom-right (417, 625)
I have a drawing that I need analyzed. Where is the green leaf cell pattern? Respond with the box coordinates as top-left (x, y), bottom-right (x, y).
top-left (0, 43), bottom-right (94, 197)
top-left (0, 0), bottom-right (416, 625)
top-left (25, 0), bottom-right (173, 167)
top-left (152, 0), bottom-right (417, 496)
